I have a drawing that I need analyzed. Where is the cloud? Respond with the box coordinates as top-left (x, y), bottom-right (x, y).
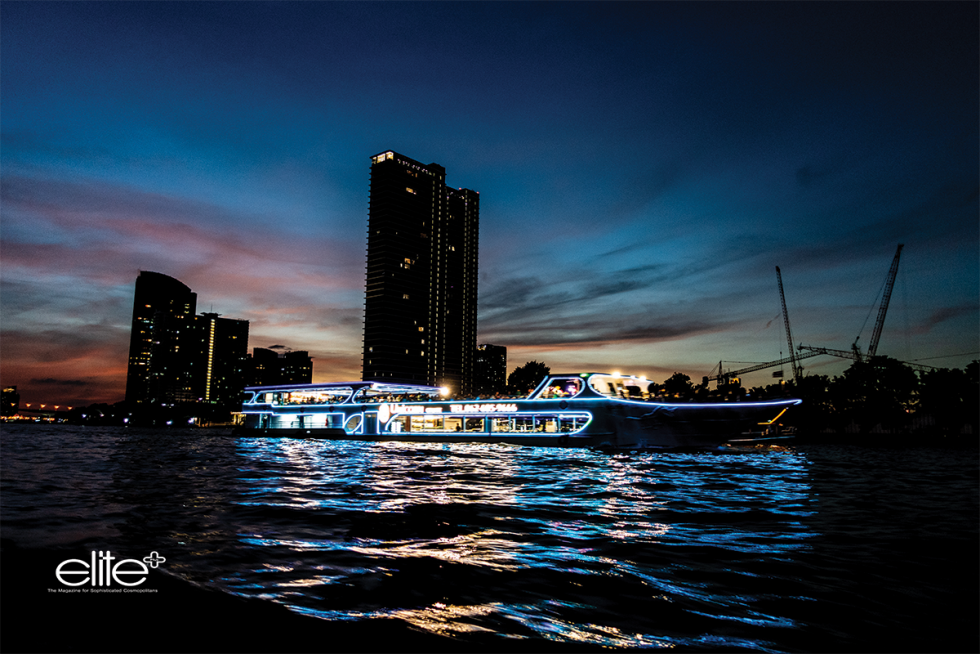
top-left (0, 328), bottom-right (128, 406)
top-left (0, 173), bottom-right (364, 275)
top-left (485, 319), bottom-right (732, 350)
top-left (30, 378), bottom-right (89, 386)
top-left (0, 172), bottom-right (368, 341)
top-left (0, 168), bottom-right (371, 403)
top-left (3, 0), bottom-right (976, 398)
top-left (481, 264), bottom-right (672, 317)
top-left (912, 305), bottom-right (979, 336)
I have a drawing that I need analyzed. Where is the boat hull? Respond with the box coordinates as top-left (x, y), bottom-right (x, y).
top-left (234, 427), bottom-right (612, 448)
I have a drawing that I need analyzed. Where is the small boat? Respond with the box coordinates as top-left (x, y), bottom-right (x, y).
top-left (727, 425), bottom-right (797, 446)
top-left (237, 372), bottom-right (801, 450)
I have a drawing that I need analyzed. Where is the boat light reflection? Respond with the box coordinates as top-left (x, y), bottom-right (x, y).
top-left (229, 439), bottom-right (815, 647)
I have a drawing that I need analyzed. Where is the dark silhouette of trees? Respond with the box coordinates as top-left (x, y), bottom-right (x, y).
top-left (967, 361), bottom-right (980, 434)
top-left (662, 372), bottom-right (694, 399)
top-left (770, 374), bottom-right (832, 430)
top-left (916, 367), bottom-right (963, 429)
top-left (508, 361), bottom-right (551, 396)
top-left (830, 357), bottom-right (919, 431)
top-left (775, 357), bottom-right (979, 437)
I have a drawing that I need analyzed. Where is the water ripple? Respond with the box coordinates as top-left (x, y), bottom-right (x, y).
top-left (2, 425), bottom-right (976, 651)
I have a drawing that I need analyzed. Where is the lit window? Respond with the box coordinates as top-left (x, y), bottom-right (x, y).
top-left (403, 294), bottom-right (409, 299)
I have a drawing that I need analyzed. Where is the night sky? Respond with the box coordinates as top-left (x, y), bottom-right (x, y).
top-left (2, 1), bottom-right (977, 407)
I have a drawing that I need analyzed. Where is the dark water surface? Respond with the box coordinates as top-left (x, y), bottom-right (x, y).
top-left (2, 424), bottom-right (977, 652)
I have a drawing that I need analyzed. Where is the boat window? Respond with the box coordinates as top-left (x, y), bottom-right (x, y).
top-left (383, 414), bottom-right (484, 433)
top-left (534, 377), bottom-right (584, 399)
top-left (344, 414), bottom-right (362, 433)
top-left (491, 417), bottom-right (512, 432)
top-left (587, 375), bottom-right (649, 399)
top-left (355, 387), bottom-right (438, 403)
top-left (538, 417), bottom-right (559, 433)
top-left (383, 412), bottom-right (590, 435)
top-left (411, 416), bottom-right (444, 431)
top-left (490, 414), bottom-right (591, 433)
top-left (272, 389), bottom-right (352, 406)
top-left (513, 416), bottom-right (535, 432)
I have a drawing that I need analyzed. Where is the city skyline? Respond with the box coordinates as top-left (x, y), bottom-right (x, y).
top-left (1, 2), bottom-right (977, 408)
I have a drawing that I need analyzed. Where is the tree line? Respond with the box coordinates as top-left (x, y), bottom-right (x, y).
top-left (764, 357), bottom-right (978, 437)
top-left (507, 358), bottom-right (979, 437)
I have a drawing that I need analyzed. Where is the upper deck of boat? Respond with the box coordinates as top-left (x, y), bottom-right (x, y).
top-left (241, 372), bottom-right (801, 409)
top-left (243, 373), bottom-right (681, 404)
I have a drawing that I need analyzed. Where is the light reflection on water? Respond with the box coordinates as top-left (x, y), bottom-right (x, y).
top-left (2, 425), bottom-right (976, 652)
top-left (222, 438), bottom-right (816, 648)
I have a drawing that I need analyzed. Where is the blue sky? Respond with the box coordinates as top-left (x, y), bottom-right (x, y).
top-left (2, 1), bottom-right (977, 405)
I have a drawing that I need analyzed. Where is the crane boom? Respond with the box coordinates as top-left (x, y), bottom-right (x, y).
top-left (867, 244), bottom-right (904, 358)
top-left (704, 350), bottom-right (823, 386)
top-left (797, 344), bottom-right (936, 372)
top-left (776, 266), bottom-right (801, 383)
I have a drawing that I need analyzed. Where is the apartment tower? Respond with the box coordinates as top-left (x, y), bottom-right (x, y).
top-left (362, 151), bottom-right (479, 395)
top-left (125, 272), bottom-right (248, 411)
top-left (125, 271), bottom-right (198, 406)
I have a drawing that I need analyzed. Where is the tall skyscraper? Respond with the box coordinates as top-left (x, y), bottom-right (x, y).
top-left (125, 272), bottom-right (248, 411)
top-left (126, 271), bottom-right (197, 406)
top-left (362, 151), bottom-right (480, 395)
top-left (190, 313), bottom-right (249, 411)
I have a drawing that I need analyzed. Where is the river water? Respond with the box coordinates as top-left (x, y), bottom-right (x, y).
top-left (1, 424), bottom-right (976, 652)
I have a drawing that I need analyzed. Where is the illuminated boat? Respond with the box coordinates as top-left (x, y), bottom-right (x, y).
top-left (238, 372), bottom-right (801, 450)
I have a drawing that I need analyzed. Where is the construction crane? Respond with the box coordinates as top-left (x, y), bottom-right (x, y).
top-left (703, 350), bottom-right (823, 387)
top-left (865, 244), bottom-right (904, 359)
top-left (702, 266), bottom-right (811, 388)
top-left (797, 344), bottom-right (936, 373)
top-left (801, 244), bottom-right (905, 364)
top-left (776, 266), bottom-right (802, 383)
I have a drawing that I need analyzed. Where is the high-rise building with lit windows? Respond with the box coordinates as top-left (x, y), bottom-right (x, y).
top-left (362, 151), bottom-right (480, 395)
top-left (126, 271), bottom-right (198, 406)
top-left (247, 347), bottom-right (313, 386)
top-left (474, 344), bottom-right (507, 396)
top-left (125, 272), bottom-right (248, 411)
top-left (190, 313), bottom-right (249, 411)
